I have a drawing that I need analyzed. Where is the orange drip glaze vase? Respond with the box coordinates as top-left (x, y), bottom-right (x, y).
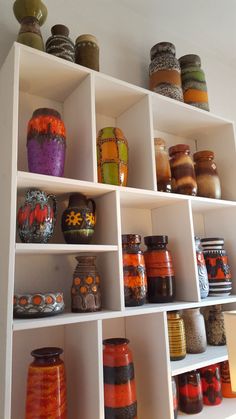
top-left (220, 361), bottom-right (236, 398)
top-left (25, 347), bottom-right (67, 419)
top-left (97, 127), bottom-right (128, 186)
top-left (103, 338), bottom-right (137, 418)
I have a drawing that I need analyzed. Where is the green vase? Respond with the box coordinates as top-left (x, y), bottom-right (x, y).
top-left (13, 0), bottom-right (47, 51)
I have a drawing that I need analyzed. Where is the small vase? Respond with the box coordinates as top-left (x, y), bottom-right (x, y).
top-left (204, 305), bottom-right (226, 346)
top-left (61, 193), bottom-right (96, 244)
top-left (71, 256), bottom-right (101, 313)
top-left (103, 338), bottom-right (137, 418)
top-left (46, 24), bottom-right (75, 62)
top-left (13, 0), bottom-right (47, 51)
top-left (167, 311), bottom-right (186, 361)
top-left (200, 364), bottom-right (222, 405)
top-left (154, 138), bottom-right (172, 192)
top-left (122, 234), bottom-right (147, 307)
top-left (75, 34), bottom-right (99, 71)
top-left (149, 42), bottom-right (183, 101)
top-left (97, 127), bottom-right (129, 186)
top-left (25, 347), bottom-right (67, 418)
top-left (169, 144), bottom-right (197, 195)
top-left (27, 108), bottom-right (66, 177)
top-left (178, 370), bottom-right (203, 414)
top-left (17, 189), bottom-right (57, 243)
top-left (220, 361), bottom-right (236, 398)
top-left (194, 150), bottom-right (221, 199)
top-left (195, 237), bottom-right (209, 298)
top-left (182, 308), bottom-right (207, 354)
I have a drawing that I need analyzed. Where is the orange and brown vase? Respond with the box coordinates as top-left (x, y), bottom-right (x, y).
top-left (169, 144), bottom-right (197, 196)
top-left (178, 370), bottom-right (203, 414)
top-left (220, 361), bottom-right (236, 398)
top-left (200, 364), bottom-right (222, 405)
top-left (122, 234), bottom-right (147, 307)
top-left (144, 235), bottom-right (175, 303)
top-left (103, 338), bottom-right (137, 419)
top-left (97, 127), bottom-right (128, 186)
top-left (25, 347), bottom-right (67, 419)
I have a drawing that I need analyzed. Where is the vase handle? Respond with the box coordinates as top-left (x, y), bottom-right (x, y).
top-left (47, 194), bottom-right (57, 221)
top-left (87, 198), bottom-right (96, 214)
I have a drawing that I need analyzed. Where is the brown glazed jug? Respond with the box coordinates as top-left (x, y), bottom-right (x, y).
top-left (61, 193), bottom-right (96, 244)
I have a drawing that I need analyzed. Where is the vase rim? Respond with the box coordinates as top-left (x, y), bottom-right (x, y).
top-left (32, 108), bottom-right (61, 119)
top-left (103, 338), bottom-right (130, 346)
top-left (31, 347), bottom-right (63, 358)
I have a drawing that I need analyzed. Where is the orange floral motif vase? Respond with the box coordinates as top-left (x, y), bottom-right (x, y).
top-left (103, 338), bottom-right (137, 418)
top-left (97, 127), bottom-right (129, 186)
top-left (61, 193), bottom-right (96, 244)
top-left (25, 347), bottom-right (67, 419)
top-left (71, 255), bottom-right (102, 312)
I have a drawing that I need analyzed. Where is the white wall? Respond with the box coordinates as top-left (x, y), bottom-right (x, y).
top-left (1, 0), bottom-right (236, 121)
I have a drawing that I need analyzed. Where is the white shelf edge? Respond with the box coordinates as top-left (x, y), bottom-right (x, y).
top-left (171, 345), bottom-right (228, 376)
top-left (178, 398), bottom-right (236, 419)
top-left (15, 243), bottom-right (118, 255)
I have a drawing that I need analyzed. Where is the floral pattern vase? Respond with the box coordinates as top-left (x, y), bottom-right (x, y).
top-left (17, 189), bottom-right (57, 243)
top-left (61, 193), bottom-right (96, 244)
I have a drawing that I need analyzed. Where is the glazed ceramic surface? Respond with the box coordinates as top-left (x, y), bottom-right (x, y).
top-left (169, 144), bottom-right (197, 195)
top-left (144, 235), bottom-right (175, 303)
top-left (46, 25), bottom-right (75, 62)
top-left (122, 234), bottom-right (147, 307)
top-left (154, 138), bottom-right (172, 192)
top-left (182, 308), bottom-right (207, 354)
top-left (75, 34), bottom-right (99, 70)
top-left (178, 370), bottom-right (203, 414)
top-left (61, 193), bottom-right (96, 244)
top-left (103, 338), bottom-right (137, 418)
top-left (71, 256), bottom-right (101, 313)
top-left (172, 377), bottom-right (178, 419)
top-left (13, 292), bottom-right (64, 318)
top-left (27, 108), bottom-right (66, 177)
top-left (167, 311), bottom-right (186, 361)
top-left (194, 150), bottom-right (221, 199)
top-left (220, 361), bottom-right (236, 398)
top-left (179, 54), bottom-right (209, 111)
top-left (204, 305), bottom-right (226, 346)
top-left (200, 364), bottom-right (222, 405)
top-left (97, 127), bottom-right (128, 186)
top-left (195, 237), bottom-right (209, 298)
top-left (25, 347), bottom-right (67, 419)
top-left (149, 42), bottom-right (183, 101)
top-left (17, 189), bottom-right (57, 243)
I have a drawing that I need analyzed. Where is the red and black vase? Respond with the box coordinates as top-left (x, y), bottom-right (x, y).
top-left (178, 370), bottom-right (203, 414)
top-left (103, 338), bottom-right (137, 418)
top-left (200, 364), bottom-right (222, 405)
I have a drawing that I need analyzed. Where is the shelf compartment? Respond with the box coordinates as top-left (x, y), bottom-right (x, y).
top-left (171, 345), bottom-right (228, 376)
top-left (178, 398), bottom-right (236, 419)
top-left (12, 321), bottom-right (102, 419)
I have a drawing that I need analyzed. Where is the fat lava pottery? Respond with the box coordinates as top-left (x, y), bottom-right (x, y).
top-left (13, 292), bottom-right (64, 318)
top-left (193, 150), bottom-right (221, 199)
top-left (75, 34), bottom-right (99, 71)
top-left (149, 42), bottom-right (183, 101)
top-left (27, 108), bottom-right (66, 177)
top-left (46, 24), bottom-right (75, 62)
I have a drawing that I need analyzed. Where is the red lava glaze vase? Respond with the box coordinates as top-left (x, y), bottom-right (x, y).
top-left (200, 364), bottom-right (222, 405)
top-left (178, 370), bottom-right (203, 414)
top-left (103, 338), bottom-right (137, 418)
top-left (25, 347), bottom-right (67, 419)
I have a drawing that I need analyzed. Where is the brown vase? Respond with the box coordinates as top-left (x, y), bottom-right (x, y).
top-left (46, 24), bottom-right (75, 62)
top-left (71, 256), bottom-right (102, 313)
top-left (193, 150), bottom-right (221, 199)
top-left (154, 138), bottom-right (172, 192)
top-left (204, 305), bottom-right (226, 346)
top-left (169, 144), bottom-right (197, 195)
top-left (75, 34), bottom-right (99, 71)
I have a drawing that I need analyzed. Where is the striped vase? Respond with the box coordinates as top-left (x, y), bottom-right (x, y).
top-left (167, 311), bottom-right (186, 361)
top-left (103, 338), bottom-right (137, 418)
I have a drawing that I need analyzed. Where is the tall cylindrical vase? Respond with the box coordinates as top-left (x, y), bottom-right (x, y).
top-left (182, 308), bottom-right (207, 354)
top-left (103, 338), bottom-right (137, 418)
top-left (167, 311), bottom-right (186, 361)
top-left (178, 370), bottom-right (203, 414)
top-left (200, 364), bottom-right (222, 406)
top-left (25, 347), bottom-right (67, 419)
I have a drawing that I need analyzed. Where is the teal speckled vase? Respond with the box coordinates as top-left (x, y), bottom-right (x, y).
top-left (13, 0), bottom-right (47, 51)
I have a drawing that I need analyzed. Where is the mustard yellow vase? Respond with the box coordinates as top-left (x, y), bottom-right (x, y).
top-left (97, 127), bottom-right (128, 186)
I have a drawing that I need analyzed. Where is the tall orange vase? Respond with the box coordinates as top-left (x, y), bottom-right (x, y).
top-left (25, 347), bottom-right (67, 419)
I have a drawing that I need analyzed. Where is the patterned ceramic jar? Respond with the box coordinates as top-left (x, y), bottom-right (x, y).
top-left (204, 305), bottom-right (226, 346)
top-left (178, 370), bottom-right (203, 414)
top-left (75, 34), bottom-right (99, 71)
top-left (46, 24), bottom-right (75, 62)
top-left (154, 138), bottom-right (172, 192)
top-left (200, 364), bottom-right (222, 405)
top-left (97, 127), bottom-right (129, 186)
top-left (167, 311), bottom-right (186, 361)
top-left (195, 237), bottom-right (209, 299)
top-left (193, 150), bottom-right (221, 199)
top-left (149, 42), bottom-right (183, 101)
top-left (169, 144), bottom-right (197, 195)
top-left (182, 308), bottom-right (207, 354)
top-left (179, 54), bottom-right (209, 111)
top-left (13, 292), bottom-right (64, 318)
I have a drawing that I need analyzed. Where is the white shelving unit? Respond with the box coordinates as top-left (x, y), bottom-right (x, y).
top-left (1, 42), bottom-right (236, 419)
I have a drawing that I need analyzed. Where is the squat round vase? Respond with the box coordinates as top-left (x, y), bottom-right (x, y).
top-left (182, 308), bottom-right (207, 354)
top-left (61, 193), bottom-right (96, 244)
top-left (97, 127), bottom-right (129, 186)
top-left (195, 237), bottom-right (209, 298)
top-left (27, 108), bottom-right (66, 177)
top-left (179, 54), bottom-right (209, 111)
top-left (75, 34), bottom-right (99, 71)
top-left (17, 189), bottom-right (57, 243)
top-left (25, 347), bottom-right (67, 419)
top-left (46, 24), bottom-right (75, 62)
top-left (167, 311), bottom-right (186, 361)
top-left (200, 364), bottom-right (222, 406)
top-left (103, 338), bottom-right (137, 418)
top-left (149, 41), bottom-right (183, 101)
top-left (178, 370), bottom-right (203, 414)
top-left (71, 256), bottom-right (101, 312)
top-left (13, 0), bottom-right (47, 51)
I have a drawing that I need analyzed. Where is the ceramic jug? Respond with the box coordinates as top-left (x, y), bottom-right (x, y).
top-left (17, 189), bottom-right (57, 243)
top-left (61, 193), bottom-right (96, 244)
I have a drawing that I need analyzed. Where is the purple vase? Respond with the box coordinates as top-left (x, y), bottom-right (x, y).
top-left (27, 108), bottom-right (66, 177)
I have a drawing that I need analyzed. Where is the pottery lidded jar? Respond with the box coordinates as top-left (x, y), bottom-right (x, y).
top-left (169, 144), bottom-right (197, 195)
top-left (149, 41), bottom-right (183, 101)
top-left (182, 308), bottom-right (207, 354)
top-left (71, 255), bottom-right (101, 313)
top-left (46, 24), bottom-right (75, 62)
top-left (27, 108), bottom-right (66, 177)
top-left (193, 150), bottom-right (221, 199)
top-left (25, 347), bottom-right (67, 418)
top-left (61, 193), bottom-right (96, 244)
top-left (17, 189), bottom-right (57, 243)
top-left (97, 127), bottom-right (129, 186)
